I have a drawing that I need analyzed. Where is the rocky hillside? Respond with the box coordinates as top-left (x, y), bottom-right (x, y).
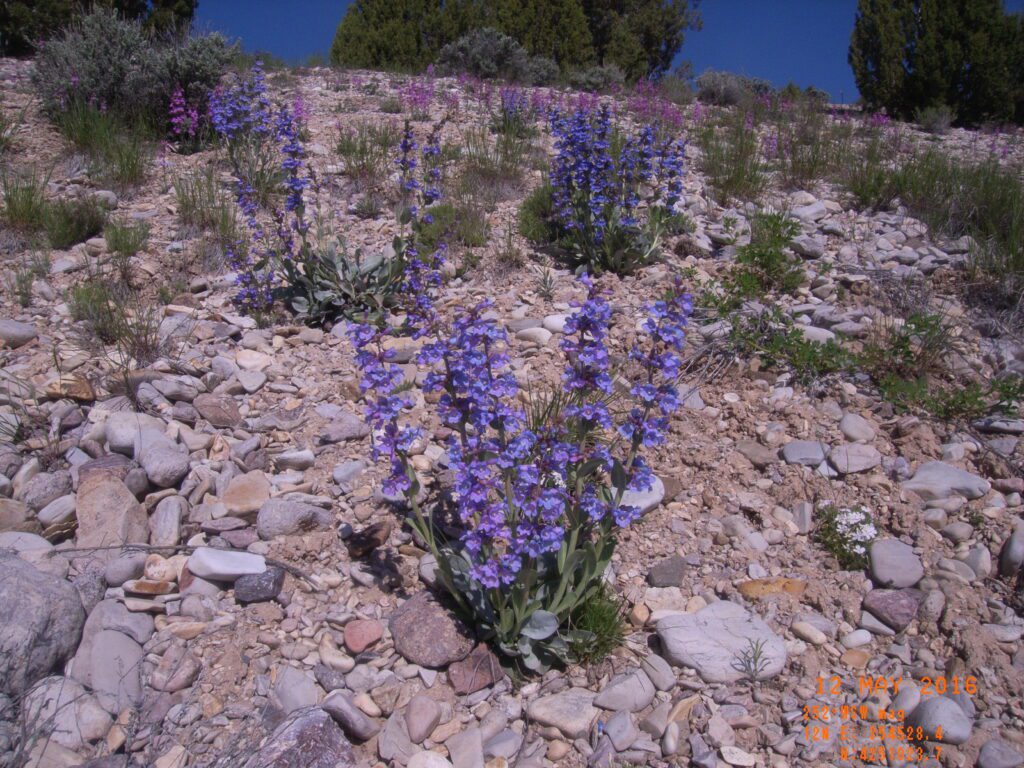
top-left (1, 57), bottom-right (1024, 768)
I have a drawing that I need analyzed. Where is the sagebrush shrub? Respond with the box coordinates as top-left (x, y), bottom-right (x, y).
top-left (526, 56), bottom-right (559, 87)
top-left (696, 70), bottom-right (771, 106)
top-left (567, 64), bottom-right (625, 93)
top-left (437, 28), bottom-right (531, 83)
top-left (32, 7), bottom-right (233, 127)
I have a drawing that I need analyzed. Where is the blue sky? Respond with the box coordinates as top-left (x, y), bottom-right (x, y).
top-left (195, 0), bottom-right (1024, 103)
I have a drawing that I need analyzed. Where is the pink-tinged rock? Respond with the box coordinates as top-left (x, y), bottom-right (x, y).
top-left (193, 394), bottom-right (241, 428)
top-left (343, 619), bottom-right (384, 654)
top-left (76, 475), bottom-right (149, 550)
top-left (862, 589), bottom-right (923, 632)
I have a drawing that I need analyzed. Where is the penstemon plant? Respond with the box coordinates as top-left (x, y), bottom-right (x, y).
top-left (548, 105), bottom-right (687, 275)
top-left (209, 62), bottom-right (285, 206)
top-left (214, 65), bottom-right (447, 326)
top-left (350, 273), bottom-right (693, 671)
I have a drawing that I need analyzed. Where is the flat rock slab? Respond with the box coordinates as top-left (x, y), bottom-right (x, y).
top-left (656, 601), bottom-right (786, 683)
top-left (389, 592), bottom-right (474, 669)
top-left (736, 578), bottom-right (807, 600)
top-left (187, 548), bottom-right (266, 582)
top-left (257, 499), bottom-right (333, 540)
top-left (869, 539), bottom-right (924, 588)
top-left (448, 644), bottom-right (503, 695)
top-left (75, 475), bottom-right (149, 550)
top-left (0, 319), bottom-right (38, 348)
top-left (903, 461), bottom-right (990, 501)
top-left (828, 443), bottom-right (881, 474)
top-left (193, 394), bottom-right (242, 428)
top-left (222, 471), bottom-right (271, 515)
top-left (527, 687), bottom-right (599, 739)
top-left (782, 441), bottom-right (829, 466)
top-left (240, 707), bottom-right (357, 768)
top-left (862, 589), bottom-right (923, 632)
top-left (906, 695), bottom-right (973, 745)
top-left (620, 475), bottom-right (665, 515)
top-left (977, 739), bottom-right (1024, 768)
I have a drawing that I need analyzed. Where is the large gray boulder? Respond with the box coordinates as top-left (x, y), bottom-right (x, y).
top-left (656, 601), bottom-right (786, 683)
top-left (0, 553), bottom-right (85, 695)
top-left (903, 461), bottom-right (990, 501)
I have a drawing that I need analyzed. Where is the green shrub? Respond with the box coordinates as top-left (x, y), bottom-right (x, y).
top-left (43, 197), bottom-right (106, 249)
top-left (658, 74), bottom-right (695, 104)
top-left (69, 278), bottom-right (180, 406)
top-left (69, 281), bottom-right (120, 343)
top-left (104, 220), bottom-right (149, 256)
top-left (695, 111), bottom-right (767, 203)
top-left (100, 132), bottom-right (150, 188)
top-left (720, 306), bottom-right (852, 385)
top-left (772, 104), bottom-right (844, 189)
top-left (459, 127), bottom-right (531, 210)
top-left (877, 375), bottom-right (1022, 422)
top-left (731, 212), bottom-right (803, 296)
top-left (891, 151), bottom-right (1023, 291)
top-left (916, 104), bottom-right (955, 135)
top-left (518, 183), bottom-right (559, 244)
top-left (173, 168), bottom-right (240, 245)
top-left (104, 219), bottom-right (149, 285)
top-left (5, 260), bottom-right (34, 307)
top-left (1, 168), bottom-right (49, 231)
top-left (54, 102), bottom-right (151, 188)
top-left (859, 311), bottom-right (953, 384)
top-left (835, 136), bottom-right (900, 211)
top-left (54, 101), bottom-right (125, 154)
top-left (335, 121), bottom-right (400, 191)
top-left (32, 8), bottom-right (233, 128)
top-left (379, 97), bottom-right (403, 114)
top-left (496, 227), bottom-right (525, 269)
top-left (568, 585), bottom-right (625, 665)
top-left (415, 201), bottom-right (489, 252)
